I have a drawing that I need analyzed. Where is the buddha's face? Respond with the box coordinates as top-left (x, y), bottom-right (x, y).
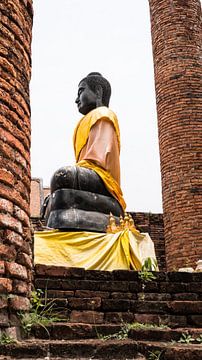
top-left (75, 81), bottom-right (97, 115)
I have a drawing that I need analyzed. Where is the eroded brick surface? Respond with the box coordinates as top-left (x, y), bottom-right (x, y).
top-left (0, 0), bottom-right (33, 334)
top-left (34, 266), bottom-right (202, 328)
top-left (5, 262), bottom-right (28, 280)
top-left (149, 0), bottom-right (202, 270)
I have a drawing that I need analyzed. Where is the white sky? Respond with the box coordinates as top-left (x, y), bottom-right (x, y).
top-left (31, 0), bottom-right (163, 213)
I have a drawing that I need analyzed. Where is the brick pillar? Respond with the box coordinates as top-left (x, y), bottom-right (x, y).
top-left (148, 0), bottom-right (201, 270)
top-left (0, 0), bottom-right (33, 337)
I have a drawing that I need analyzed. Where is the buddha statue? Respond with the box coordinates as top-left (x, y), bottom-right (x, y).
top-left (43, 72), bottom-right (126, 232)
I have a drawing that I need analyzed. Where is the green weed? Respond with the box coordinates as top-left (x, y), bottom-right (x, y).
top-left (19, 289), bottom-right (61, 335)
top-left (129, 322), bottom-right (168, 330)
top-left (196, 334), bottom-right (202, 344)
top-left (138, 257), bottom-right (158, 283)
top-left (148, 350), bottom-right (163, 360)
top-left (0, 333), bottom-right (16, 345)
top-left (142, 257), bottom-right (158, 272)
top-left (178, 332), bottom-right (195, 344)
top-left (97, 322), bottom-right (168, 341)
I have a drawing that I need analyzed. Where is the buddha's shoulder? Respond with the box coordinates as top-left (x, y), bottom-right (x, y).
top-left (90, 106), bottom-right (117, 122)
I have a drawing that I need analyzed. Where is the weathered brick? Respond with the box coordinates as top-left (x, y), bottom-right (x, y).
top-left (187, 315), bottom-right (202, 327)
top-left (0, 213), bottom-right (23, 234)
top-left (68, 297), bottom-right (101, 311)
top-left (112, 270), bottom-right (139, 281)
top-left (70, 310), bottom-right (104, 324)
top-left (35, 278), bottom-right (77, 291)
top-left (187, 282), bottom-right (202, 293)
top-left (99, 281), bottom-right (129, 292)
top-left (9, 295), bottom-right (30, 311)
top-left (23, 227), bottom-right (32, 242)
top-left (139, 282), bottom-right (159, 292)
top-left (35, 264), bottom-right (85, 278)
top-left (169, 301), bottom-right (202, 314)
top-left (21, 240), bottom-right (32, 255)
top-left (159, 282), bottom-right (187, 293)
top-left (13, 279), bottom-right (29, 295)
top-left (102, 299), bottom-right (130, 312)
top-left (192, 273), bottom-right (202, 282)
top-left (85, 270), bottom-right (113, 281)
top-left (47, 290), bottom-right (74, 298)
top-left (0, 310), bottom-right (9, 326)
top-left (0, 198), bottom-right (13, 213)
top-left (5, 327), bottom-right (18, 341)
top-left (172, 293), bottom-right (199, 301)
top-left (158, 315), bottom-right (187, 328)
top-left (0, 296), bottom-right (8, 309)
top-left (0, 186), bottom-right (29, 214)
top-left (16, 252), bottom-right (32, 269)
top-left (0, 169), bottom-right (14, 187)
top-left (27, 269), bottom-right (33, 282)
top-left (130, 301), bottom-right (169, 314)
top-left (0, 261), bottom-right (5, 275)
top-left (167, 272), bottom-right (195, 282)
top-left (0, 278), bottom-right (12, 293)
top-left (4, 229), bottom-right (23, 248)
top-left (0, 244), bottom-right (16, 261)
top-left (104, 312), bottom-right (134, 324)
top-left (111, 292), bottom-right (137, 300)
top-left (129, 282), bottom-right (141, 293)
top-left (5, 261), bottom-right (27, 280)
top-left (75, 290), bottom-right (110, 299)
top-left (137, 292), bottom-right (171, 301)
top-left (133, 314), bottom-right (160, 326)
top-left (13, 205), bottom-right (30, 227)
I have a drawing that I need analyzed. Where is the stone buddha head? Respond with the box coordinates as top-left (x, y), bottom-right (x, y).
top-left (75, 72), bottom-right (111, 115)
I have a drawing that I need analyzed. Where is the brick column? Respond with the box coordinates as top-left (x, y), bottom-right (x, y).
top-left (0, 0), bottom-right (33, 337)
top-left (148, 0), bottom-right (201, 270)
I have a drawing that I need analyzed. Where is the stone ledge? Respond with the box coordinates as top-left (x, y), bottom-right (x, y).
top-left (0, 339), bottom-right (202, 359)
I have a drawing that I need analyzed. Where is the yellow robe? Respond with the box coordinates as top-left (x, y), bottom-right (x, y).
top-left (73, 106), bottom-right (126, 210)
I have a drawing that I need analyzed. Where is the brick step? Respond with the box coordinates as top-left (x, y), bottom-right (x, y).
top-left (0, 358), bottom-right (145, 360)
top-left (0, 339), bottom-right (202, 359)
top-left (35, 296), bottom-right (202, 327)
top-left (30, 322), bottom-right (202, 342)
top-left (40, 297), bottom-right (202, 314)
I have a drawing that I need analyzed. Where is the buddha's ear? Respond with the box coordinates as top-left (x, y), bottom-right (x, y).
top-left (95, 84), bottom-right (103, 101)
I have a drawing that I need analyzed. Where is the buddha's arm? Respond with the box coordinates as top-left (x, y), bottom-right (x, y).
top-left (78, 119), bottom-right (120, 184)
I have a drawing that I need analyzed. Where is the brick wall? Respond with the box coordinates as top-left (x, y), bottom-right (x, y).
top-left (30, 178), bottom-right (44, 218)
top-left (0, 0), bottom-right (33, 337)
top-left (148, 0), bottom-right (202, 270)
top-left (131, 212), bottom-right (166, 271)
top-left (35, 265), bottom-right (202, 328)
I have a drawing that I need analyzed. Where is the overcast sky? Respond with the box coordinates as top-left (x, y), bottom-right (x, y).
top-left (30, 0), bottom-right (163, 213)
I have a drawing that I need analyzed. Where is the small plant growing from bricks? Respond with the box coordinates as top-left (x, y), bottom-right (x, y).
top-left (147, 350), bottom-right (163, 360)
top-left (0, 333), bottom-right (16, 345)
top-left (129, 322), bottom-right (168, 330)
top-left (19, 289), bottom-right (61, 336)
top-left (138, 257), bottom-right (158, 283)
top-left (178, 332), bottom-right (195, 344)
top-left (97, 322), bottom-right (129, 341)
top-left (96, 322), bottom-right (168, 341)
top-left (196, 335), bottom-right (202, 344)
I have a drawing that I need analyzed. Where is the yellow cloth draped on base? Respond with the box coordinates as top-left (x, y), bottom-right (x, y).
top-left (34, 229), bottom-right (157, 271)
